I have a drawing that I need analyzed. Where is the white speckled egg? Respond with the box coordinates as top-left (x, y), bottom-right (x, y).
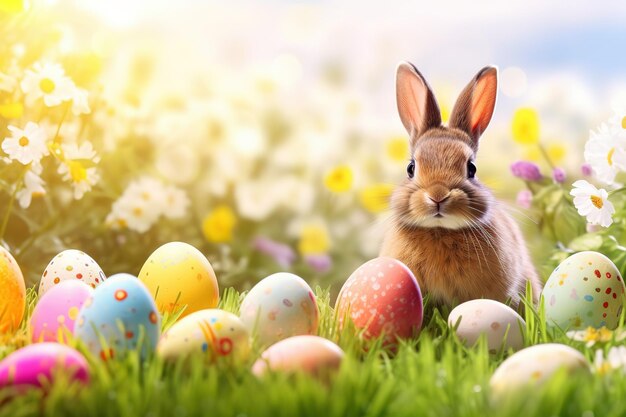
top-left (542, 251), bottom-right (625, 330)
top-left (39, 249), bottom-right (106, 296)
top-left (490, 344), bottom-right (590, 396)
top-left (448, 299), bottom-right (525, 352)
top-left (240, 273), bottom-right (318, 347)
top-left (158, 309), bottom-right (250, 363)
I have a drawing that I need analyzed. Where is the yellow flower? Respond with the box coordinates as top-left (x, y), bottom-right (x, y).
top-left (0, 102), bottom-right (23, 119)
top-left (298, 223), bottom-right (330, 255)
top-left (324, 165), bottom-right (353, 193)
top-left (582, 326), bottom-right (613, 343)
top-left (202, 205), bottom-right (237, 243)
top-left (0, 0), bottom-right (23, 13)
top-left (512, 107), bottom-right (540, 145)
top-left (360, 183), bottom-right (393, 213)
top-left (547, 142), bottom-right (567, 164)
top-left (439, 102), bottom-right (450, 123)
top-left (386, 136), bottom-right (409, 162)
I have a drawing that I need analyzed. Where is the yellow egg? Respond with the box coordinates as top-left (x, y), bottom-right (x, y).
top-left (138, 242), bottom-right (219, 319)
top-left (0, 247), bottom-right (26, 332)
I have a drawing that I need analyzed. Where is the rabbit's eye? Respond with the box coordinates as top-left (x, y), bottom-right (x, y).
top-left (467, 160), bottom-right (477, 179)
top-left (407, 160), bottom-right (415, 178)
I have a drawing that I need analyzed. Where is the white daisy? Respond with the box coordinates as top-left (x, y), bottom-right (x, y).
top-left (20, 62), bottom-right (75, 107)
top-left (570, 180), bottom-right (615, 227)
top-left (2, 122), bottom-right (49, 165)
top-left (234, 180), bottom-right (281, 221)
top-left (57, 142), bottom-right (100, 199)
top-left (595, 346), bottom-right (626, 374)
top-left (107, 195), bottom-right (160, 233)
top-left (161, 185), bottom-right (189, 219)
top-left (16, 168), bottom-right (46, 209)
top-left (584, 122), bottom-right (626, 185)
top-left (71, 87), bottom-right (90, 115)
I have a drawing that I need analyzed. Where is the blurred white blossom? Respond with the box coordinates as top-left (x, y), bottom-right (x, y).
top-left (17, 168), bottom-right (46, 209)
top-left (20, 62), bottom-right (75, 107)
top-left (2, 122), bottom-right (49, 165)
top-left (57, 142), bottom-right (100, 200)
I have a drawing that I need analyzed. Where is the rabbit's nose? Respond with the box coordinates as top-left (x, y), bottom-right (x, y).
top-left (428, 195), bottom-right (449, 204)
top-left (426, 184), bottom-right (450, 204)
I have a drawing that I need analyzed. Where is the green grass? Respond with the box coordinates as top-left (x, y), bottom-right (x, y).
top-left (1, 286), bottom-right (626, 417)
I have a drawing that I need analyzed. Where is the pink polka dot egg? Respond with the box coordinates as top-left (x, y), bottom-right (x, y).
top-left (542, 251), bottom-right (626, 330)
top-left (39, 249), bottom-right (107, 296)
top-left (239, 273), bottom-right (319, 347)
top-left (30, 280), bottom-right (93, 343)
top-left (335, 257), bottom-right (423, 345)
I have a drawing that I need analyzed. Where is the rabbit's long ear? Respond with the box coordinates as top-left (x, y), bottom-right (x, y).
top-left (396, 62), bottom-right (441, 146)
top-left (449, 66), bottom-right (498, 148)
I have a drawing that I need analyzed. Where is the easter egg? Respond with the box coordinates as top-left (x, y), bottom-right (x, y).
top-left (252, 335), bottom-right (344, 377)
top-left (30, 280), bottom-right (93, 343)
top-left (240, 272), bottom-right (318, 347)
top-left (448, 299), bottom-right (525, 352)
top-left (490, 343), bottom-right (590, 396)
top-left (138, 242), bottom-right (219, 319)
top-left (0, 343), bottom-right (89, 388)
top-left (74, 274), bottom-right (161, 360)
top-left (0, 247), bottom-right (26, 332)
top-left (335, 257), bottom-right (423, 344)
top-left (39, 249), bottom-right (106, 295)
top-left (158, 309), bottom-right (250, 363)
top-left (542, 251), bottom-right (625, 330)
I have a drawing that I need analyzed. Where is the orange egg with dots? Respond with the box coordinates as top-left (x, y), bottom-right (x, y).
top-left (0, 247), bottom-right (26, 333)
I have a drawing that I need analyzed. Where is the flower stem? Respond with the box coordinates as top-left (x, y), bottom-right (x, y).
top-left (53, 101), bottom-right (71, 143)
top-left (537, 143), bottom-right (556, 170)
top-left (0, 165), bottom-right (28, 241)
top-left (609, 187), bottom-right (626, 197)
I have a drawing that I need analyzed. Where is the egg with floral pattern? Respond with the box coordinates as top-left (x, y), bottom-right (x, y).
top-left (158, 309), bottom-right (250, 363)
top-left (542, 251), bottom-right (625, 330)
top-left (74, 274), bottom-right (161, 360)
top-left (39, 249), bottom-right (106, 296)
top-left (138, 242), bottom-right (219, 319)
top-left (240, 273), bottom-right (318, 347)
top-left (30, 280), bottom-right (93, 343)
top-left (0, 343), bottom-right (90, 389)
top-left (335, 257), bottom-right (423, 345)
top-left (0, 247), bottom-right (26, 332)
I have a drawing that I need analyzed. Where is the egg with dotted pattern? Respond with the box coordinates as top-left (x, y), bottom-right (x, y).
top-left (0, 247), bottom-right (26, 332)
top-left (240, 273), bottom-right (319, 347)
top-left (157, 309), bottom-right (250, 363)
top-left (335, 257), bottom-right (423, 345)
top-left (542, 251), bottom-right (626, 330)
top-left (30, 280), bottom-right (93, 343)
top-left (138, 242), bottom-right (219, 320)
top-left (39, 249), bottom-right (107, 296)
top-left (74, 273), bottom-right (161, 360)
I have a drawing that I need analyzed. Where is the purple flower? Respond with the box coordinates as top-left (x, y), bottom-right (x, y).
top-left (304, 254), bottom-right (332, 273)
top-left (510, 161), bottom-right (543, 181)
top-left (516, 189), bottom-right (532, 209)
top-left (253, 237), bottom-right (296, 268)
top-left (552, 167), bottom-right (566, 184)
top-left (581, 163), bottom-right (593, 177)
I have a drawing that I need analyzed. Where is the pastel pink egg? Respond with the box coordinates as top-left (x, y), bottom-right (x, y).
top-left (30, 280), bottom-right (93, 343)
top-left (0, 343), bottom-right (89, 388)
top-left (335, 257), bottom-right (423, 345)
top-left (252, 335), bottom-right (344, 377)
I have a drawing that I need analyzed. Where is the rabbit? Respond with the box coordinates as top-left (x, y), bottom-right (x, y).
top-left (380, 62), bottom-right (542, 308)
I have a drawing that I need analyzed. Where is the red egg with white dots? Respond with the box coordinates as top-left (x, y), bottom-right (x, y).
top-left (335, 257), bottom-right (423, 344)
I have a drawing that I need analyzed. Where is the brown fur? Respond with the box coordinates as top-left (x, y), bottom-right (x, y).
top-left (380, 62), bottom-right (542, 307)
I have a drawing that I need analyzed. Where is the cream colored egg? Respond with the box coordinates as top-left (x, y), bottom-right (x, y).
top-left (39, 249), bottom-right (106, 296)
top-left (448, 299), bottom-right (525, 353)
top-left (240, 273), bottom-right (318, 347)
top-left (158, 309), bottom-right (250, 363)
top-left (490, 343), bottom-right (590, 396)
top-left (139, 242), bottom-right (219, 319)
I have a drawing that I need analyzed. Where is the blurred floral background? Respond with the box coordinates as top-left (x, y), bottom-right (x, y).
top-left (2, 0), bottom-right (626, 292)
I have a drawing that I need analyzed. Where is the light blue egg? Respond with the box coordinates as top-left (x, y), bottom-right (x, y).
top-left (74, 275), bottom-right (161, 359)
